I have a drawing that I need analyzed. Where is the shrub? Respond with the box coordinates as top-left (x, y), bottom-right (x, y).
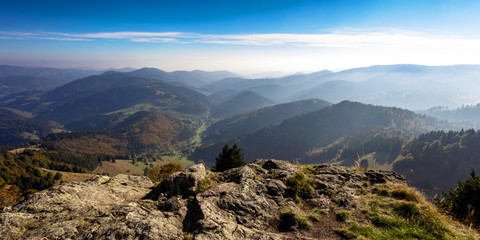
top-left (53, 172), bottom-right (62, 181)
top-left (147, 162), bottom-right (182, 183)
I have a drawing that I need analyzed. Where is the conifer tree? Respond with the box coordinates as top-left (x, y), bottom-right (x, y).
top-left (213, 144), bottom-right (245, 172)
top-left (436, 169), bottom-right (480, 227)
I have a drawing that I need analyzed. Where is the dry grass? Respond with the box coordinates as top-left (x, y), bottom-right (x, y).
top-left (340, 182), bottom-right (479, 239)
top-left (8, 147), bottom-right (41, 154)
top-left (41, 168), bottom-right (93, 182)
top-left (93, 161), bottom-right (133, 176)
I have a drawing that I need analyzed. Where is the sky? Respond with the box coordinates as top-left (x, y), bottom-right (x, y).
top-left (2, 0), bottom-right (480, 74)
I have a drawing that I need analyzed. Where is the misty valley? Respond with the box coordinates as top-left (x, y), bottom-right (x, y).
top-left (2, 64), bottom-right (480, 239)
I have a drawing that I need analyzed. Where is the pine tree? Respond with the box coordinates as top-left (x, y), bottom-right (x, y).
top-left (436, 169), bottom-right (480, 227)
top-left (213, 144), bottom-right (245, 172)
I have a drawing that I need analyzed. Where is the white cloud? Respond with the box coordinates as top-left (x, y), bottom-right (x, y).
top-left (2, 29), bottom-right (480, 73)
top-left (61, 31), bottom-right (185, 39)
top-left (1, 29), bottom-right (479, 51)
top-left (34, 37), bottom-right (91, 41)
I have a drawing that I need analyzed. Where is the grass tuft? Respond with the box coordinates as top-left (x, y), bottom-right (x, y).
top-left (195, 177), bottom-right (212, 194)
top-left (312, 208), bottom-right (328, 215)
top-left (295, 213), bottom-right (311, 229)
top-left (183, 232), bottom-right (194, 240)
top-left (336, 210), bottom-right (353, 222)
top-left (279, 207), bottom-right (313, 231)
top-left (286, 171), bottom-right (314, 201)
top-left (391, 186), bottom-right (421, 202)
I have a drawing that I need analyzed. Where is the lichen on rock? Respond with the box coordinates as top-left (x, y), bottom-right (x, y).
top-left (4, 159), bottom-right (461, 240)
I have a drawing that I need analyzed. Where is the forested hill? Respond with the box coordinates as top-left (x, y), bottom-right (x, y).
top-left (1, 71), bottom-right (213, 121)
top-left (394, 129), bottom-right (480, 196)
top-left (0, 111), bottom-right (63, 145)
top-left (192, 101), bottom-right (450, 165)
top-left (40, 111), bottom-right (194, 156)
top-left (203, 99), bottom-right (332, 144)
top-left (420, 104), bottom-right (480, 129)
top-left (211, 91), bottom-right (275, 119)
top-left (0, 65), bottom-right (99, 97)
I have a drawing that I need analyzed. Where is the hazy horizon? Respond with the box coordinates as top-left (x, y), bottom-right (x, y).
top-left (2, 0), bottom-right (480, 73)
top-left (5, 63), bottom-right (480, 79)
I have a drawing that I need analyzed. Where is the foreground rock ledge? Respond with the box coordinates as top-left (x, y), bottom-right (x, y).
top-left (0, 160), bottom-right (404, 240)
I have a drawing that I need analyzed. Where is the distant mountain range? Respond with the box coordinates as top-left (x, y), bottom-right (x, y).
top-left (126, 68), bottom-right (239, 88)
top-left (4, 64), bottom-right (480, 112)
top-left (202, 64), bottom-right (480, 110)
top-left (0, 65), bottom-right (99, 97)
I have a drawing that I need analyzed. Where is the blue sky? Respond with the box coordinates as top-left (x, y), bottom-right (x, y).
top-left (1, 0), bottom-right (480, 73)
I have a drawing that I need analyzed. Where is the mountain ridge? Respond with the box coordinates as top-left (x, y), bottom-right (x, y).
top-left (193, 101), bottom-right (450, 165)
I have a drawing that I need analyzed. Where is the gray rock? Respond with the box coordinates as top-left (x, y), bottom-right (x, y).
top-left (0, 160), bottom-right (410, 240)
top-left (366, 170), bottom-right (406, 184)
top-left (157, 163), bottom-right (207, 197)
top-left (266, 179), bottom-right (287, 196)
top-left (0, 174), bottom-right (182, 240)
top-left (221, 165), bottom-right (256, 183)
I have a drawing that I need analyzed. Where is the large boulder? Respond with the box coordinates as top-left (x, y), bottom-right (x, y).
top-left (0, 174), bottom-right (183, 240)
top-left (0, 160), bottom-right (412, 240)
top-left (155, 163), bottom-right (207, 198)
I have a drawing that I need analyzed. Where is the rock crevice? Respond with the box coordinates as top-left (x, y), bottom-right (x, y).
top-left (0, 159), bottom-right (405, 240)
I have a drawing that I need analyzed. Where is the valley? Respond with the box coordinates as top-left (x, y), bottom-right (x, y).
top-left (1, 64), bottom-right (480, 216)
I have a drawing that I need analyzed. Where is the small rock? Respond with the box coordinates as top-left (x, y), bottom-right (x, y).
top-left (266, 179), bottom-right (287, 196)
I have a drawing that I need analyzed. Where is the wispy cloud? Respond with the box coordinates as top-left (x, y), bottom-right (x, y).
top-left (129, 37), bottom-right (179, 43)
top-left (1, 29), bottom-right (479, 50)
top-left (34, 37), bottom-right (91, 41)
top-left (61, 31), bottom-right (185, 39)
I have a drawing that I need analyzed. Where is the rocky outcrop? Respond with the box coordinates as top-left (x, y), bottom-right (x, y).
top-left (0, 160), bottom-right (405, 240)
